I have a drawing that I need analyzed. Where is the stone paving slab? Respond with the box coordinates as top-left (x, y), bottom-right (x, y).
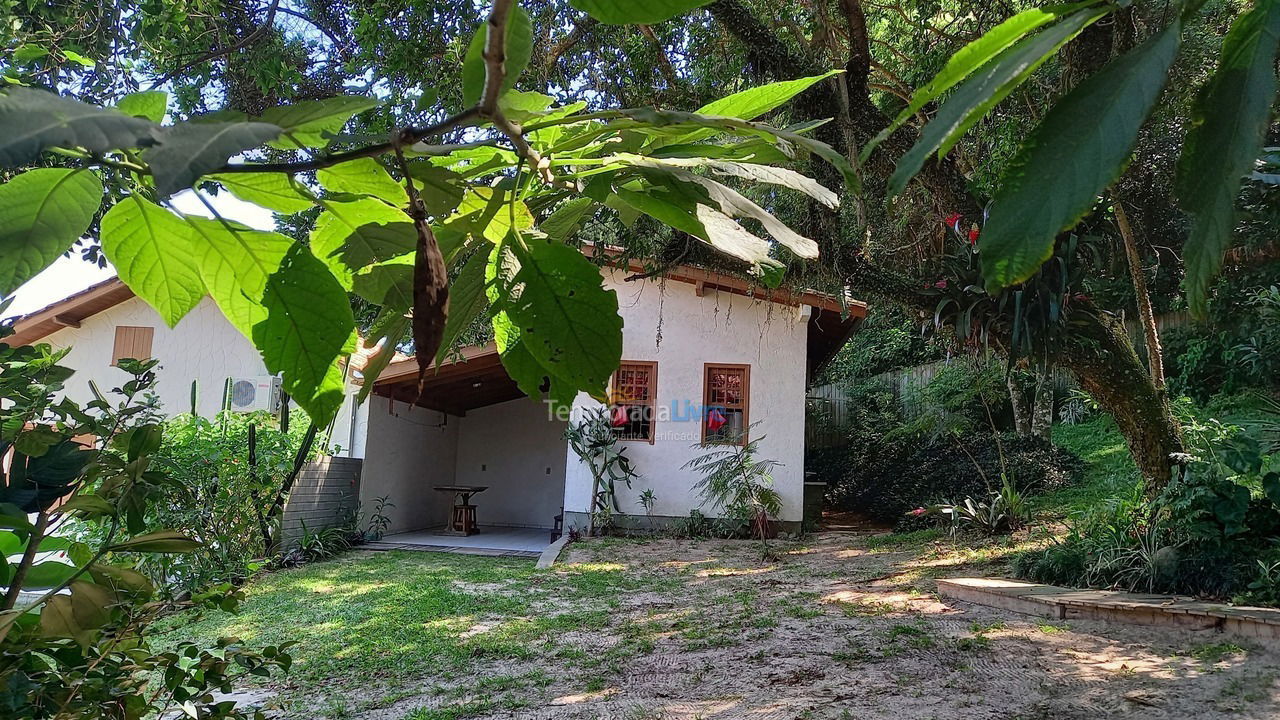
top-left (938, 577), bottom-right (1280, 643)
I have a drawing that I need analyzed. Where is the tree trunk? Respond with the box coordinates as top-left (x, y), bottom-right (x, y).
top-left (1030, 369), bottom-right (1054, 441)
top-left (1054, 307), bottom-right (1184, 488)
top-left (1008, 374), bottom-right (1031, 436)
top-left (1113, 197), bottom-right (1165, 390)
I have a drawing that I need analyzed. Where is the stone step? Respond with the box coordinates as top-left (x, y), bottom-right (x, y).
top-left (937, 577), bottom-right (1280, 643)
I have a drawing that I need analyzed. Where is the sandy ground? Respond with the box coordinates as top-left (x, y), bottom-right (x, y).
top-left (354, 531), bottom-right (1280, 720)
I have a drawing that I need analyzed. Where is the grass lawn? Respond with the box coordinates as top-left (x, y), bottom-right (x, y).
top-left (154, 535), bottom-right (1280, 719)
top-left (1032, 416), bottom-right (1141, 518)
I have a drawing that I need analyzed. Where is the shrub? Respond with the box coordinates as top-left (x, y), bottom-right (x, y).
top-left (825, 430), bottom-right (1084, 527)
top-left (137, 411), bottom-right (321, 595)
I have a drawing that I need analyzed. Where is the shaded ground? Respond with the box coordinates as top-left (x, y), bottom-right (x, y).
top-left (156, 531), bottom-right (1280, 719)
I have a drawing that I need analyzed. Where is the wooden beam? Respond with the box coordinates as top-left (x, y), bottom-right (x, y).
top-left (51, 314), bottom-right (81, 329)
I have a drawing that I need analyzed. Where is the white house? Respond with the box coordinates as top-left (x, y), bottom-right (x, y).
top-left (8, 255), bottom-right (866, 552)
top-left (4, 278), bottom-right (365, 453)
top-left (358, 252), bottom-right (866, 547)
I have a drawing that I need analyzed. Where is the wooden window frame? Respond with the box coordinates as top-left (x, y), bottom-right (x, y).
top-left (111, 326), bottom-right (154, 366)
top-left (610, 360), bottom-right (658, 444)
top-left (702, 363), bottom-right (750, 445)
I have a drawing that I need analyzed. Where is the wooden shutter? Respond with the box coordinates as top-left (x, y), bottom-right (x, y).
top-left (610, 361), bottom-right (657, 443)
top-left (111, 326), bottom-right (154, 366)
top-left (703, 363), bottom-right (750, 445)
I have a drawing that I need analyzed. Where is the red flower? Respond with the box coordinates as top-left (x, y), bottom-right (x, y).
top-left (934, 280), bottom-right (948, 289)
top-left (968, 227), bottom-right (980, 245)
top-left (943, 212), bottom-right (962, 230)
top-left (910, 507), bottom-right (927, 516)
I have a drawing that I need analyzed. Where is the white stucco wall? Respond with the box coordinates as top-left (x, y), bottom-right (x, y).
top-left (38, 293), bottom-right (367, 457)
top-left (564, 272), bottom-right (811, 523)
top-left (42, 296), bottom-right (269, 418)
top-left (454, 397), bottom-right (567, 528)
top-left (359, 399), bottom-right (458, 533)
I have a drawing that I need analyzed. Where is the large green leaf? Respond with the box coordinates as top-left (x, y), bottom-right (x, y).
top-left (317, 157), bottom-right (408, 206)
top-left (114, 91), bottom-right (168, 123)
top-left (569, 0), bottom-right (714, 24)
top-left (486, 243), bottom-right (581, 408)
top-left (453, 187), bottom-right (534, 243)
top-left (613, 153), bottom-right (838, 208)
top-left (632, 161), bottom-right (819, 258)
top-left (434, 248), bottom-right (489, 367)
top-left (489, 234), bottom-right (621, 398)
top-left (355, 311), bottom-right (410, 402)
top-left (660, 70), bottom-right (843, 148)
top-left (0, 87), bottom-right (157, 168)
top-left (1175, 0), bottom-right (1280, 315)
top-left (208, 172), bottom-right (316, 213)
top-left (461, 6), bottom-right (534, 107)
top-left (99, 196), bottom-right (205, 326)
top-left (540, 197), bottom-right (595, 241)
top-left (184, 216), bottom-right (292, 338)
top-left (109, 529), bottom-right (200, 553)
top-left (22, 560), bottom-right (78, 590)
top-left (887, 7), bottom-right (1105, 196)
top-left (0, 169), bottom-right (102, 296)
top-left (312, 199), bottom-right (416, 288)
top-left (352, 255), bottom-right (414, 309)
top-left (254, 244), bottom-right (354, 424)
top-left (864, 2), bottom-right (1098, 160)
top-left (145, 121), bottom-right (282, 197)
top-left (622, 108), bottom-right (860, 191)
top-left (258, 96), bottom-right (379, 149)
top-left (981, 21), bottom-right (1183, 293)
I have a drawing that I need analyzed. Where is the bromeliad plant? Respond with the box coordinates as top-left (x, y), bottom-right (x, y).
top-left (0, 327), bottom-right (293, 719)
top-left (0, 0), bottom-right (854, 432)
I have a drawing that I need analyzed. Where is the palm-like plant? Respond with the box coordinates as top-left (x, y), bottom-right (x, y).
top-left (565, 407), bottom-right (637, 534)
top-left (684, 428), bottom-right (783, 540)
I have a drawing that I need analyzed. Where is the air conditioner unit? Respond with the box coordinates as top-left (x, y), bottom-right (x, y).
top-left (227, 375), bottom-right (282, 414)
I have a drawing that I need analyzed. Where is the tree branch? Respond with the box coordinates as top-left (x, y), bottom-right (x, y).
top-left (149, 0), bottom-right (282, 88)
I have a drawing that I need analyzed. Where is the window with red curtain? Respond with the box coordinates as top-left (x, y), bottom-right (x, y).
top-left (703, 364), bottom-right (749, 444)
top-left (610, 361), bottom-right (657, 442)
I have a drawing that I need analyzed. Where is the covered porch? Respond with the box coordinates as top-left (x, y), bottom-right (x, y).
top-left (357, 345), bottom-right (568, 554)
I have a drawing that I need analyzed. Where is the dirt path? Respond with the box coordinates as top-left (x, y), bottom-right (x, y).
top-left (427, 532), bottom-right (1280, 720)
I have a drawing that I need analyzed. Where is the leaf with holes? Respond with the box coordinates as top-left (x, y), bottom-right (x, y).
top-left (100, 196), bottom-right (205, 327)
top-left (145, 121), bottom-right (282, 197)
top-left (1176, 0), bottom-right (1280, 315)
top-left (0, 169), bottom-right (102, 296)
top-left (981, 22), bottom-right (1182, 293)
top-left (489, 234), bottom-right (621, 398)
top-left (461, 6), bottom-right (533, 106)
top-left (0, 87), bottom-right (157, 167)
top-left (254, 244), bottom-right (354, 424)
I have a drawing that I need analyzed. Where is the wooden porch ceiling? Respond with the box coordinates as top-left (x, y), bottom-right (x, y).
top-left (369, 344), bottom-right (526, 417)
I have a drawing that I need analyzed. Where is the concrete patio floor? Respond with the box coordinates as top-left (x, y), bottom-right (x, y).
top-left (364, 526), bottom-right (554, 557)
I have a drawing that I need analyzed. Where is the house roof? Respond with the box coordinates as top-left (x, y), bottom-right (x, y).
top-left (370, 254), bottom-right (867, 416)
top-left (4, 277), bottom-right (136, 347)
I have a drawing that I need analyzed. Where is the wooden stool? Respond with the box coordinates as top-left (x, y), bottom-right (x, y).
top-left (451, 504), bottom-right (477, 535)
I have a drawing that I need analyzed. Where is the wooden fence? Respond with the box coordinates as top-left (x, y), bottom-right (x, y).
top-left (805, 310), bottom-right (1193, 439)
top-left (279, 456), bottom-right (362, 549)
